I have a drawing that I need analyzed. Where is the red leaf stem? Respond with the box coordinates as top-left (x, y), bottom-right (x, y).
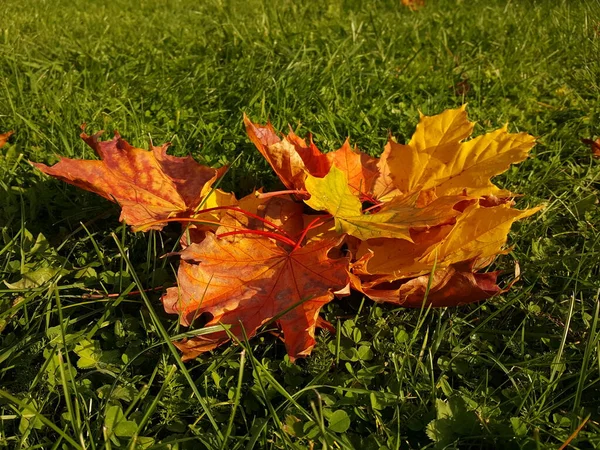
top-left (293, 217), bottom-right (324, 251)
top-left (256, 189), bottom-right (309, 200)
top-left (199, 206), bottom-right (293, 238)
top-left (216, 229), bottom-right (298, 247)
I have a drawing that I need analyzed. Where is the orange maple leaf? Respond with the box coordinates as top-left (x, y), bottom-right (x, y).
top-left (32, 131), bottom-right (226, 230)
top-left (162, 233), bottom-right (349, 361)
top-left (0, 131), bottom-right (13, 148)
top-left (244, 114), bottom-right (330, 194)
top-left (351, 260), bottom-right (501, 307)
top-left (402, 0), bottom-right (425, 11)
top-left (582, 137), bottom-right (600, 158)
top-left (244, 115), bottom-right (398, 202)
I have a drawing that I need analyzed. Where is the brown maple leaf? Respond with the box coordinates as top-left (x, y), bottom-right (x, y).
top-left (32, 131), bottom-right (226, 230)
top-left (244, 114), bottom-right (330, 194)
top-left (351, 260), bottom-right (502, 307)
top-left (244, 115), bottom-right (398, 202)
top-left (0, 131), bottom-right (13, 148)
top-left (162, 233), bottom-right (349, 361)
top-left (582, 137), bottom-right (600, 158)
top-left (402, 0), bottom-right (425, 11)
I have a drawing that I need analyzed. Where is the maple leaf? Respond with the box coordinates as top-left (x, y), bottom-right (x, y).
top-left (244, 115), bottom-right (398, 202)
top-left (244, 114), bottom-right (330, 193)
top-left (582, 137), bottom-right (600, 159)
top-left (418, 203), bottom-right (543, 267)
top-left (304, 166), bottom-right (464, 241)
top-left (354, 201), bottom-right (542, 279)
top-left (327, 140), bottom-right (379, 198)
top-left (385, 106), bottom-right (536, 199)
top-left (402, 0), bottom-right (425, 11)
top-left (32, 131), bottom-right (225, 230)
top-left (347, 201), bottom-right (542, 307)
top-left (352, 222), bottom-right (455, 279)
top-left (162, 233), bottom-right (349, 361)
top-left (351, 261), bottom-right (502, 307)
top-left (370, 143), bottom-right (401, 202)
top-left (0, 131), bottom-right (13, 148)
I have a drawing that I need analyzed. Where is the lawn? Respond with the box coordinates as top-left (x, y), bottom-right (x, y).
top-left (1, 0), bottom-right (600, 448)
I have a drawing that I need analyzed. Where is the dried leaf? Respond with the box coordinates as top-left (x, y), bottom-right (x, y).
top-left (32, 131), bottom-right (225, 230)
top-left (304, 166), bottom-right (463, 241)
top-left (353, 223), bottom-right (455, 279)
top-left (418, 203), bottom-right (543, 267)
top-left (371, 142), bottom-right (401, 202)
top-left (351, 262), bottom-right (501, 307)
top-left (402, 0), bottom-right (425, 11)
top-left (582, 137), bottom-right (600, 158)
top-left (0, 131), bottom-right (13, 148)
top-left (386, 106), bottom-right (536, 198)
top-left (244, 114), bottom-right (329, 192)
top-left (162, 233), bottom-right (349, 361)
top-left (327, 140), bottom-right (379, 199)
top-left (244, 115), bottom-right (397, 202)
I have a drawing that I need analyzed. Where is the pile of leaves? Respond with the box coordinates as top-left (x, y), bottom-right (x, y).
top-left (32, 106), bottom-right (542, 361)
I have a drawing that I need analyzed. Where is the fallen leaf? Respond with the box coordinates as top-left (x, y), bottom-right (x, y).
top-left (162, 233), bottom-right (349, 361)
top-left (0, 131), bottom-right (13, 148)
top-left (582, 137), bottom-right (600, 158)
top-left (304, 166), bottom-right (464, 241)
top-left (32, 131), bottom-right (225, 230)
top-left (386, 106), bottom-right (536, 198)
top-left (244, 114), bottom-right (330, 192)
top-left (402, 0), bottom-right (425, 10)
top-left (418, 203), bottom-right (543, 267)
top-left (351, 261), bottom-right (501, 307)
top-left (327, 140), bottom-right (379, 199)
top-left (244, 115), bottom-right (398, 202)
top-left (371, 142), bottom-right (401, 202)
top-left (353, 222), bottom-right (455, 278)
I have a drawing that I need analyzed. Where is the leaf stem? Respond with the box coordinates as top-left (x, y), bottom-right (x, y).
top-left (293, 217), bottom-right (324, 251)
top-left (216, 230), bottom-right (297, 247)
top-left (358, 191), bottom-right (380, 205)
top-left (362, 202), bottom-right (384, 213)
top-left (136, 206), bottom-right (293, 238)
top-left (135, 217), bottom-right (224, 231)
top-left (256, 189), bottom-right (309, 199)
top-left (199, 206), bottom-right (293, 238)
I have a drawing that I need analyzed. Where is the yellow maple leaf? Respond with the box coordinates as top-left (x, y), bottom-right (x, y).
top-left (304, 166), bottom-right (463, 241)
top-left (386, 105), bottom-right (536, 198)
top-left (418, 203), bottom-right (543, 267)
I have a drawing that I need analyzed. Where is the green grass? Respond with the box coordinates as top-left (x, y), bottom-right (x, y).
top-left (1, 0), bottom-right (600, 448)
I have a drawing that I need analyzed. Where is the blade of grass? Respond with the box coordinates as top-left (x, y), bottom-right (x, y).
top-left (127, 364), bottom-right (177, 450)
top-left (111, 232), bottom-right (224, 444)
top-left (0, 389), bottom-right (83, 450)
top-left (220, 349), bottom-right (246, 450)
